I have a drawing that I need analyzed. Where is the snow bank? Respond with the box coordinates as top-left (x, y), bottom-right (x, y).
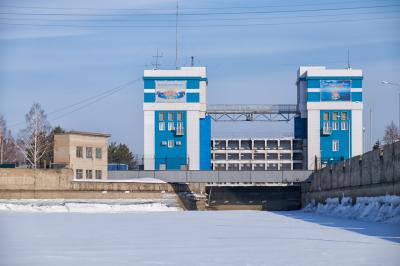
top-left (0, 199), bottom-right (182, 213)
top-left (304, 195), bottom-right (400, 224)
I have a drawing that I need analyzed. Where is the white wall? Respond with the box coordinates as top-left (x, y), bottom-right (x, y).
top-left (186, 111), bottom-right (200, 170)
top-left (352, 109), bottom-right (363, 156)
top-left (143, 111), bottom-right (155, 170)
top-left (307, 109), bottom-right (321, 170)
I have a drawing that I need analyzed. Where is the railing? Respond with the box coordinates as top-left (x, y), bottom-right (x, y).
top-left (107, 170), bottom-right (313, 183)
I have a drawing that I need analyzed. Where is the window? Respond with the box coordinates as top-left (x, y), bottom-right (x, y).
top-left (332, 121), bottom-right (339, 130)
top-left (177, 112), bottom-right (183, 121)
top-left (176, 140), bottom-right (182, 146)
top-left (323, 112), bottom-right (330, 121)
top-left (86, 147), bottom-right (93, 158)
top-left (332, 112), bottom-right (339, 120)
top-left (167, 140), bottom-right (174, 148)
top-left (332, 140), bottom-right (339, 151)
top-left (323, 121), bottom-right (330, 129)
top-left (168, 112), bottom-right (174, 121)
top-left (76, 147), bottom-right (83, 158)
top-left (86, 170), bottom-right (93, 179)
top-left (159, 122), bottom-right (165, 131)
top-left (341, 121), bottom-right (349, 130)
top-left (159, 112), bottom-right (165, 121)
top-left (176, 122), bottom-right (184, 135)
top-left (161, 140), bottom-right (167, 146)
top-left (95, 170), bottom-right (102, 179)
top-left (168, 122), bottom-right (175, 131)
top-left (76, 169), bottom-right (83, 179)
top-left (341, 112), bottom-right (347, 120)
top-left (96, 148), bottom-right (102, 159)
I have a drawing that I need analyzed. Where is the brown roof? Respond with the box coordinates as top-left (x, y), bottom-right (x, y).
top-left (56, 131), bottom-right (111, 138)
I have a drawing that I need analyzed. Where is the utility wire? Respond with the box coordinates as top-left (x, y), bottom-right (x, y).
top-left (8, 78), bottom-right (141, 129)
top-left (0, 9), bottom-right (398, 23)
top-left (0, 4), bottom-right (398, 17)
top-left (0, 0), bottom-right (392, 11)
top-left (0, 16), bottom-right (398, 29)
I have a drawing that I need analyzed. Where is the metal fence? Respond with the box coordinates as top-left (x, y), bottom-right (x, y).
top-left (108, 170), bottom-right (313, 183)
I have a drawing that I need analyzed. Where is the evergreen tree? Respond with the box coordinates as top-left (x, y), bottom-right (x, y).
top-left (108, 142), bottom-right (137, 169)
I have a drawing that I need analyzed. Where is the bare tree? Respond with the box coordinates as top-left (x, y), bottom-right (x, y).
top-left (383, 121), bottom-right (400, 145)
top-left (0, 115), bottom-right (5, 164)
top-left (16, 103), bottom-right (51, 168)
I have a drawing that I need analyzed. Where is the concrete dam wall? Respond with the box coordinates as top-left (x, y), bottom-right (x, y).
top-left (303, 141), bottom-right (400, 206)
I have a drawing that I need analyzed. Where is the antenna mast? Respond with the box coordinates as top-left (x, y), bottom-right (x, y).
top-left (152, 48), bottom-right (163, 69)
top-left (347, 48), bottom-right (351, 69)
top-left (175, 0), bottom-right (179, 69)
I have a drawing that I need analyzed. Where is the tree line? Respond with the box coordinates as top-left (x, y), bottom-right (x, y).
top-left (0, 103), bottom-right (137, 169)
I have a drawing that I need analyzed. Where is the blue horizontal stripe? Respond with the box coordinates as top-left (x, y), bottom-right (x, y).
top-left (306, 76), bottom-right (363, 80)
top-left (352, 92), bottom-right (362, 102)
top-left (307, 92), bottom-right (320, 102)
top-left (187, 93), bottom-right (200, 102)
top-left (144, 93), bottom-right (155, 102)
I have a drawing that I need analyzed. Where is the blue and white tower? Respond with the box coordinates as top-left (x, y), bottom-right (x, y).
top-left (143, 67), bottom-right (211, 170)
top-left (296, 66), bottom-right (363, 169)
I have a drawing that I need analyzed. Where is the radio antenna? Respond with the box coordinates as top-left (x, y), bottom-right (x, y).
top-left (175, 0), bottom-right (179, 69)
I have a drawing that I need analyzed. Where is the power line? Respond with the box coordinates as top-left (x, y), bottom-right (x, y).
top-left (8, 78), bottom-right (141, 129)
top-left (0, 3), bottom-right (398, 17)
top-left (0, 16), bottom-right (398, 30)
top-left (0, 9), bottom-right (398, 23)
top-left (0, 0), bottom-right (391, 12)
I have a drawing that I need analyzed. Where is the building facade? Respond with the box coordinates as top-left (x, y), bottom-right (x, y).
top-left (143, 67), bottom-right (211, 170)
top-left (54, 131), bottom-right (110, 179)
top-left (296, 66), bottom-right (363, 169)
top-left (211, 138), bottom-right (304, 171)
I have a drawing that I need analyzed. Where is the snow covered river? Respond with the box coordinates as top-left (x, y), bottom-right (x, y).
top-left (0, 210), bottom-right (399, 266)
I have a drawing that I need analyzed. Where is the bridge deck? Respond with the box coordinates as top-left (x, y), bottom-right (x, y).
top-left (206, 104), bottom-right (299, 121)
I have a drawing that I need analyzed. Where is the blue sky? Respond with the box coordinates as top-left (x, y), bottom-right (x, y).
top-left (0, 0), bottom-right (399, 156)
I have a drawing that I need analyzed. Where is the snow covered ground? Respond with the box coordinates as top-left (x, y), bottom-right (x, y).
top-left (0, 210), bottom-right (399, 266)
top-left (0, 199), bottom-right (181, 213)
top-left (304, 195), bottom-right (400, 224)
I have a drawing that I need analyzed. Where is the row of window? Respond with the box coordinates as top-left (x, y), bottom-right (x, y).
top-left (76, 146), bottom-right (102, 159)
top-left (213, 152), bottom-right (303, 160)
top-left (159, 121), bottom-right (184, 131)
top-left (323, 111), bottom-right (348, 121)
top-left (323, 121), bottom-right (349, 131)
top-left (76, 169), bottom-right (102, 179)
top-left (161, 140), bottom-right (182, 148)
top-left (213, 163), bottom-right (296, 170)
top-left (159, 112), bottom-right (183, 121)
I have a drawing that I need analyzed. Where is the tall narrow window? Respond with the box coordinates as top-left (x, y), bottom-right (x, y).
top-left (167, 140), bottom-right (174, 148)
top-left (159, 112), bottom-right (165, 121)
top-left (323, 112), bottom-right (330, 121)
top-left (177, 112), bottom-right (183, 121)
top-left (96, 148), bottom-right (102, 159)
top-left (86, 170), bottom-right (93, 179)
top-left (332, 112), bottom-right (339, 120)
top-left (332, 140), bottom-right (339, 151)
top-left (76, 147), bottom-right (83, 158)
top-left (76, 169), bottom-right (83, 179)
top-left (159, 122), bottom-right (165, 131)
top-left (86, 147), bottom-right (93, 158)
top-left (168, 122), bottom-right (175, 131)
top-left (341, 112), bottom-right (347, 120)
top-left (168, 112), bottom-right (174, 121)
top-left (95, 170), bottom-right (102, 179)
top-left (332, 121), bottom-right (339, 130)
top-left (341, 121), bottom-right (349, 130)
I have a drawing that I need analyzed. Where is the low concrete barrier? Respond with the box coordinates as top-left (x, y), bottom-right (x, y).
top-left (108, 170), bottom-right (313, 183)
